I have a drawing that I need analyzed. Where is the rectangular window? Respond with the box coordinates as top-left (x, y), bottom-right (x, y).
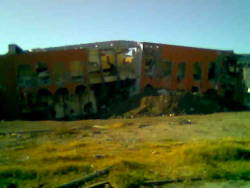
top-left (36, 62), bottom-right (50, 85)
top-left (193, 62), bottom-right (202, 80)
top-left (208, 62), bottom-right (216, 80)
top-left (177, 62), bottom-right (186, 81)
top-left (158, 60), bottom-right (172, 78)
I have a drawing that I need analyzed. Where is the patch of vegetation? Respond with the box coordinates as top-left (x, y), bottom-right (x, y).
top-left (0, 168), bottom-right (37, 180)
top-left (0, 112), bottom-right (249, 187)
top-left (110, 171), bottom-right (146, 188)
top-left (109, 161), bottom-right (147, 188)
top-left (53, 127), bottom-right (78, 136)
top-left (52, 163), bottom-right (93, 175)
top-left (160, 139), bottom-right (250, 181)
top-left (170, 139), bottom-right (250, 164)
top-left (205, 163), bottom-right (250, 180)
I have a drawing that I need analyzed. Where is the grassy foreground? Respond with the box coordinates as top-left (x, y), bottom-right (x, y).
top-left (0, 112), bottom-right (250, 187)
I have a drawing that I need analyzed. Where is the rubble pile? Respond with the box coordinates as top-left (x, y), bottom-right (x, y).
top-left (108, 90), bottom-right (221, 118)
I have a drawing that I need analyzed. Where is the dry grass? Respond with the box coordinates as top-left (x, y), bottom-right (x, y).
top-left (0, 112), bottom-right (250, 187)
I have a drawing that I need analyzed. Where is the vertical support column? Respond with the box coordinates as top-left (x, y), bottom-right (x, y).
top-left (98, 49), bottom-right (105, 84)
top-left (114, 49), bottom-right (119, 79)
top-left (134, 43), bottom-right (143, 94)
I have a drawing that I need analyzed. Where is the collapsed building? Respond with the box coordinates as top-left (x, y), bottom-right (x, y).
top-left (0, 40), bottom-right (247, 120)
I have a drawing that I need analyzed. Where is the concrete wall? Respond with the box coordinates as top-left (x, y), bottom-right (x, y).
top-left (0, 42), bottom-right (140, 119)
top-left (140, 42), bottom-right (234, 93)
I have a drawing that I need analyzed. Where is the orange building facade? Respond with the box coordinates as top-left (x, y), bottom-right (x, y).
top-left (141, 42), bottom-right (233, 93)
top-left (0, 41), bottom-right (242, 119)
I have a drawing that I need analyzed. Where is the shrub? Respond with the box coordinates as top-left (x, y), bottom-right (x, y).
top-left (109, 160), bottom-right (147, 188)
top-left (110, 171), bottom-right (146, 188)
top-left (52, 163), bottom-right (92, 175)
top-left (53, 127), bottom-right (78, 136)
top-left (0, 168), bottom-right (37, 180)
top-left (172, 140), bottom-right (250, 164)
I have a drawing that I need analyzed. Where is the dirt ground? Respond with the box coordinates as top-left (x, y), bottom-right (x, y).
top-left (0, 112), bottom-right (249, 187)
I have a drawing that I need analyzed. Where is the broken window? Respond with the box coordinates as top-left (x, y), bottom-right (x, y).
top-left (36, 62), bottom-right (50, 85)
top-left (88, 61), bottom-right (99, 71)
top-left (53, 63), bottom-right (67, 85)
top-left (101, 51), bottom-right (117, 75)
top-left (177, 62), bottom-right (186, 81)
top-left (27, 93), bottom-right (35, 107)
top-left (165, 61), bottom-right (172, 77)
top-left (124, 48), bottom-right (136, 64)
top-left (160, 60), bottom-right (172, 78)
top-left (17, 64), bottom-right (34, 87)
top-left (145, 57), bottom-right (156, 77)
top-left (192, 86), bottom-right (199, 92)
top-left (193, 62), bottom-right (202, 80)
top-left (113, 48), bottom-right (137, 78)
top-left (70, 61), bottom-right (84, 82)
top-left (208, 62), bottom-right (216, 80)
top-left (88, 49), bottom-right (102, 75)
top-left (37, 89), bottom-right (52, 107)
top-left (55, 88), bottom-right (69, 97)
top-left (84, 102), bottom-right (94, 114)
top-left (75, 85), bottom-right (86, 95)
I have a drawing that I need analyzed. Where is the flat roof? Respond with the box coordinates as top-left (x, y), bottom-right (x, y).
top-left (2, 40), bottom-right (234, 55)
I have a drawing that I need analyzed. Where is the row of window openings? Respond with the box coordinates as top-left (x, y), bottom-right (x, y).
top-left (18, 74), bottom-right (84, 83)
top-left (18, 63), bottom-right (85, 83)
top-left (148, 61), bottom-right (216, 81)
top-left (18, 61), bottom-right (116, 80)
top-left (174, 63), bottom-right (203, 81)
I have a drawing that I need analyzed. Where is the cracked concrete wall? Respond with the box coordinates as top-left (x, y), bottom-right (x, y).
top-left (140, 42), bottom-right (234, 93)
top-left (0, 40), bottom-right (243, 119)
top-left (0, 41), bottom-right (139, 119)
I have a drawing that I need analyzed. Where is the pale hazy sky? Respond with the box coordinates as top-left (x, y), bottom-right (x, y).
top-left (1, 0), bottom-right (250, 54)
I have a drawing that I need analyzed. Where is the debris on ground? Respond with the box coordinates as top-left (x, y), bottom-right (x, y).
top-left (138, 123), bottom-right (151, 128)
top-left (95, 154), bottom-right (106, 159)
top-left (108, 89), bottom-right (221, 118)
top-left (179, 119), bottom-right (192, 125)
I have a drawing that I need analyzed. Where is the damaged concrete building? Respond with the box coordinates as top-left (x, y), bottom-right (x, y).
top-left (237, 54), bottom-right (250, 107)
top-left (0, 40), bottom-right (246, 120)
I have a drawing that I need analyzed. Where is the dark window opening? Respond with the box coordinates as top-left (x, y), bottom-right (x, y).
top-left (193, 62), bottom-right (202, 80)
top-left (192, 86), bottom-right (199, 92)
top-left (27, 93), bottom-right (35, 107)
top-left (36, 62), bottom-right (50, 84)
top-left (145, 58), bottom-right (156, 77)
top-left (72, 75), bottom-right (83, 82)
top-left (208, 62), bottom-right (216, 80)
top-left (36, 67), bottom-right (47, 73)
top-left (75, 85), bottom-right (86, 95)
top-left (84, 102), bottom-right (94, 114)
top-left (55, 88), bottom-right (69, 96)
top-left (37, 89), bottom-right (52, 106)
top-left (177, 62), bottom-right (186, 81)
top-left (145, 58), bottom-right (153, 67)
top-left (55, 88), bottom-right (69, 105)
top-left (17, 64), bottom-right (34, 87)
top-left (36, 62), bottom-right (48, 74)
top-left (158, 60), bottom-right (172, 78)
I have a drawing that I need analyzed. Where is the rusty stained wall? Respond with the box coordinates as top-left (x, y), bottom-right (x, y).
top-left (0, 49), bottom-right (92, 119)
top-left (14, 49), bottom-right (89, 94)
top-left (0, 45), bottom-right (139, 119)
top-left (0, 41), bottom-right (239, 119)
top-left (140, 43), bottom-right (232, 93)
